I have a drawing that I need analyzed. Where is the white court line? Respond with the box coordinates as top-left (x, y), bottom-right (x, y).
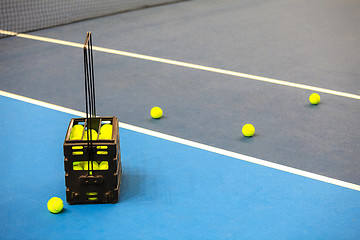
top-left (1, 29), bottom-right (360, 100)
top-left (1, 89), bottom-right (360, 192)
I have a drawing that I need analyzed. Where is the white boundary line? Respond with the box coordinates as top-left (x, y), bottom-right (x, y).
top-left (1, 89), bottom-right (360, 192)
top-left (1, 29), bottom-right (360, 100)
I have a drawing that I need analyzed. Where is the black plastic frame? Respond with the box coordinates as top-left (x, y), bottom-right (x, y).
top-left (63, 116), bottom-right (121, 204)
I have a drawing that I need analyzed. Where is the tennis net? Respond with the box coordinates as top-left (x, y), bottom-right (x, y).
top-left (0, 0), bottom-right (187, 38)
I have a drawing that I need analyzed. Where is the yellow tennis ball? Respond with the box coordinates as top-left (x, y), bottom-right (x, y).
top-left (99, 124), bottom-right (112, 139)
top-left (99, 161), bottom-right (109, 170)
top-left (150, 107), bottom-right (163, 119)
top-left (309, 93), bottom-right (320, 105)
top-left (242, 124), bottom-right (255, 137)
top-left (70, 124), bottom-right (84, 140)
top-left (84, 161), bottom-right (99, 170)
top-left (47, 197), bottom-right (63, 214)
top-left (83, 129), bottom-right (98, 140)
top-left (73, 162), bottom-right (83, 171)
top-left (84, 161), bottom-right (99, 175)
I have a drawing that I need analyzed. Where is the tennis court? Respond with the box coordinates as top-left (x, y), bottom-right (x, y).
top-left (1, 0), bottom-right (360, 239)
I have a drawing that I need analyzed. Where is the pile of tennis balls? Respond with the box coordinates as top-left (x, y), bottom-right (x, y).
top-left (69, 122), bottom-right (113, 173)
top-left (73, 161), bottom-right (109, 171)
top-left (70, 123), bottom-right (113, 141)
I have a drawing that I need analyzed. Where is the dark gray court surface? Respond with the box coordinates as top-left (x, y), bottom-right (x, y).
top-left (1, 0), bottom-right (360, 184)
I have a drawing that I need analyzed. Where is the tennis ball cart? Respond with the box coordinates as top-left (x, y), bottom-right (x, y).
top-left (63, 32), bottom-right (122, 204)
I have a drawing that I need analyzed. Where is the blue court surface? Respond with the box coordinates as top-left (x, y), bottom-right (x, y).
top-left (1, 0), bottom-right (360, 239)
top-left (1, 93), bottom-right (360, 239)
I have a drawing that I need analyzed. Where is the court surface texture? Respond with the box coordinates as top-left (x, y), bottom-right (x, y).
top-left (1, 0), bottom-right (360, 239)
